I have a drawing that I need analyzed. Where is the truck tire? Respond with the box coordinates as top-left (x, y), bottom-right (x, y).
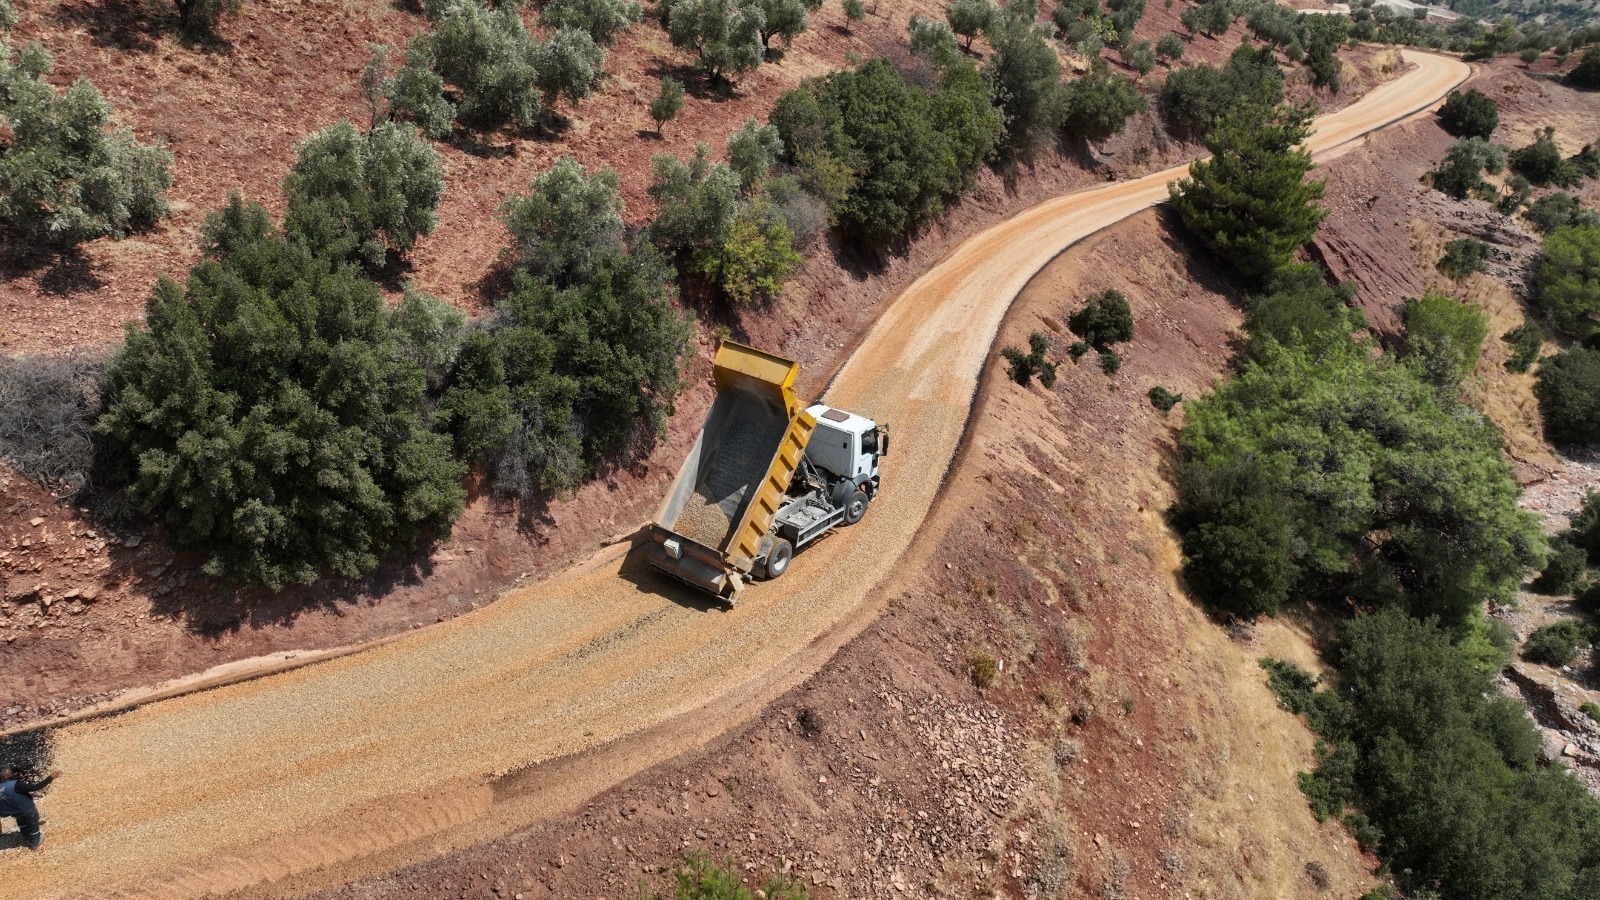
top-left (762, 539), bottom-right (793, 580)
top-left (843, 489), bottom-right (870, 525)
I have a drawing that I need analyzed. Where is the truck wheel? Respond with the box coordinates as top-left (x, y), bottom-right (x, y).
top-left (762, 539), bottom-right (793, 580)
top-left (843, 489), bottom-right (870, 525)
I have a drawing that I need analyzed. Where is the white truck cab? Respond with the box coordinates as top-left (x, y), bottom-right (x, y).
top-left (805, 404), bottom-right (888, 484)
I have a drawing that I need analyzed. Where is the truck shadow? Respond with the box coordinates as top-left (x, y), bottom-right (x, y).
top-left (616, 546), bottom-right (730, 614)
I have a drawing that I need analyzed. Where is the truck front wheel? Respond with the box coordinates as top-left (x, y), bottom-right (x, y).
top-left (843, 489), bottom-right (870, 525)
top-left (762, 539), bottom-right (794, 580)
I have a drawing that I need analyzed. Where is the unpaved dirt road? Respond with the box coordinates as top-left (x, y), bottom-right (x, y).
top-left (3, 51), bottom-right (1467, 900)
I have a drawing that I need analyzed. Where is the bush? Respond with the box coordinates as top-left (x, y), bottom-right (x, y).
top-left (1568, 45), bottom-right (1600, 87)
top-left (1122, 39), bottom-right (1156, 74)
top-left (96, 196), bottom-right (466, 589)
top-left (1523, 619), bottom-right (1594, 666)
top-left (637, 850), bottom-right (809, 900)
top-left (500, 156), bottom-right (624, 287)
top-left (984, 13), bottom-right (1066, 153)
top-left (0, 0), bottom-right (15, 31)
top-left (1401, 291), bottom-right (1487, 388)
top-left (1509, 127), bottom-right (1580, 188)
top-left (0, 42), bottom-right (173, 245)
top-left (841, 0), bottom-right (864, 26)
top-left (666, 0), bottom-right (765, 83)
top-left (770, 58), bottom-right (1001, 245)
top-left (1438, 236), bottom-right (1490, 279)
top-left (1148, 385), bottom-right (1182, 411)
top-left (1524, 193), bottom-right (1597, 235)
top-left (694, 197), bottom-right (802, 304)
top-left (1170, 102), bottom-right (1324, 285)
top-left (1535, 345), bottom-right (1600, 445)
top-left (650, 76), bottom-right (684, 134)
top-left (1497, 173), bottom-right (1532, 216)
top-left (1061, 64), bottom-right (1146, 140)
top-left (1431, 137), bottom-right (1505, 200)
top-left (533, 26), bottom-right (607, 110)
top-left (1106, 0), bottom-right (1145, 41)
top-left (1159, 44), bottom-right (1284, 137)
top-left (969, 651), bottom-right (999, 688)
top-left (1535, 224), bottom-right (1600, 337)
top-left (1002, 332), bottom-right (1057, 387)
top-left (1243, 263), bottom-right (1361, 355)
top-left (647, 142), bottom-right (741, 255)
top-left (475, 247), bottom-right (692, 497)
top-left (1260, 657), bottom-right (1320, 714)
top-left (400, 0), bottom-right (542, 132)
top-left (750, 0), bottom-right (809, 49)
top-left (1176, 340), bottom-right (1544, 624)
top-left (540, 0), bottom-right (641, 45)
top-left (1570, 489), bottom-right (1600, 564)
top-left (726, 118), bottom-right (783, 189)
top-left (1155, 30), bottom-right (1184, 61)
top-left (282, 120), bottom-right (443, 269)
top-left (1502, 322), bottom-right (1542, 373)
top-left (1182, 0), bottom-right (1234, 36)
top-left (0, 352), bottom-right (104, 494)
top-left (1532, 539), bottom-right (1588, 594)
top-left (1099, 349), bottom-right (1122, 374)
top-left (908, 14), bottom-right (960, 67)
top-left (1436, 88), bottom-right (1498, 139)
top-left (1069, 289), bottom-right (1134, 349)
top-left (1582, 701), bottom-right (1600, 723)
top-left (947, 0), bottom-right (996, 50)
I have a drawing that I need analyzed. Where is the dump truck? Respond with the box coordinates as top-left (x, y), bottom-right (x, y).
top-left (645, 342), bottom-right (890, 604)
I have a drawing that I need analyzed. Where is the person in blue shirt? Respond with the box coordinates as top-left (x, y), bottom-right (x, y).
top-left (0, 765), bottom-right (60, 850)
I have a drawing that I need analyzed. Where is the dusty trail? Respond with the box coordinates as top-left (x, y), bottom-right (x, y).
top-left (2, 52), bottom-right (1468, 900)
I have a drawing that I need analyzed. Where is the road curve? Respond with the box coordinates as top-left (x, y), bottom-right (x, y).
top-left (4, 51), bottom-right (1468, 900)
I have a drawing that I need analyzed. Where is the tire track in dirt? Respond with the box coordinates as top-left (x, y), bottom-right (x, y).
top-left (0, 51), bottom-right (1468, 900)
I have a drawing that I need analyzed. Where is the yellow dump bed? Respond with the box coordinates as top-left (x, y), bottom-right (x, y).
top-left (647, 342), bottom-right (818, 602)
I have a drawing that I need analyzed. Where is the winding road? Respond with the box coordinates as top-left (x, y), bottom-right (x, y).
top-left (3, 50), bottom-right (1468, 900)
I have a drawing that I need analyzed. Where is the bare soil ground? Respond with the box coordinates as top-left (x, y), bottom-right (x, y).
top-left (307, 204), bottom-right (1375, 900)
top-left (0, 2), bottom-right (1399, 733)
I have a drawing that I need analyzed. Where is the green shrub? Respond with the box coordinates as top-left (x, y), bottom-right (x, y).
top-left (1535, 345), bottom-right (1600, 445)
top-left (540, 0), bottom-right (641, 45)
top-left (1524, 193), bottom-right (1598, 234)
top-left (984, 12), bottom-right (1067, 153)
top-left (694, 197), bottom-right (803, 305)
top-left (400, 0), bottom-right (542, 132)
top-left (1522, 619), bottom-right (1594, 666)
top-left (650, 76), bottom-right (685, 134)
top-left (1567, 44), bottom-right (1600, 87)
top-left (171, 0), bottom-right (243, 36)
top-left (1501, 322), bottom-right (1542, 373)
top-left (666, 0), bottom-right (765, 83)
top-left (1170, 102), bottom-right (1325, 285)
top-left (0, 41), bottom-right (173, 245)
top-left (637, 850), bottom-right (809, 900)
top-left (947, 0), bottom-right (996, 50)
top-left (1061, 64), bottom-right (1146, 141)
top-left (1570, 489), bottom-right (1600, 564)
top-left (1176, 340), bottom-right (1544, 624)
top-left (726, 118), bottom-right (783, 190)
top-left (500, 155), bottom-right (624, 287)
top-left (0, 352), bottom-right (105, 494)
top-left (1260, 657), bottom-right (1320, 714)
top-left (1533, 539), bottom-right (1589, 594)
top-left (1122, 39), bottom-right (1156, 74)
top-left (0, 0), bottom-right (15, 31)
top-left (1535, 224), bottom-right (1600, 337)
top-left (1155, 31), bottom-right (1185, 61)
top-left (750, 0), bottom-right (810, 50)
top-left (647, 142), bottom-right (741, 256)
top-left (1002, 333), bottom-right (1057, 387)
top-left (1509, 127), bottom-right (1580, 188)
top-left (1438, 237), bottom-right (1489, 279)
top-left (841, 0), bottom-right (865, 26)
top-left (1243, 263), bottom-right (1361, 355)
top-left (1159, 45), bottom-right (1284, 138)
top-left (1148, 385), bottom-right (1182, 412)
top-left (282, 120), bottom-right (443, 269)
top-left (1582, 701), bottom-right (1600, 723)
top-left (908, 14), bottom-right (960, 67)
top-left (1401, 291), bottom-right (1487, 388)
top-left (1431, 137), bottom-right (1505, 200)
top-left (1181, 0), bottom-right (1234, 36)
top-left (1106, 0), bottom-right (1146, 41)
top-left (476, 247), bottom-right (692, 497)
top-left (1436, 88), bottom-right (1499, 139)
top-left (96, 196), bottom-right (466, 589)
top-left (1069, 289), bottom-right (1134, 349)
top-left (770, 58), bottom-right (1001, 245)
top-left (1099, 349), bottom-right (1122, 374)
top-left (1497, 173), bottom-right (1532, 215)
top-left (533, 26), bottom-right (607, 110)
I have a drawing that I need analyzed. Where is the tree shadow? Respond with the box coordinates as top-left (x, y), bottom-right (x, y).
top-left (643, 60), bottom-right (742, 103)
top-left (448, 130), bottom-right (518, 160)
top-left (0, 242), bottom-right (107, 297)
top-left (636, 129), bottom-right (665, 141)
top-left (51, 0), bottom-right (167, 53)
